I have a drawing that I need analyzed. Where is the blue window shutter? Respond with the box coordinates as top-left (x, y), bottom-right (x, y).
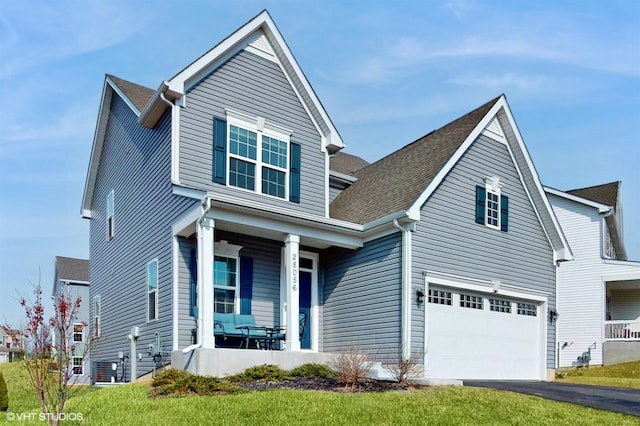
top-left (212, 117), bottom-right (227, 184)
top-left (189, 249), bottom-right (198, 317)
top-left (475, 186), bottom-right (486, 224)
top-left (289, 142), bottom-right (301, 203)
top-left (239, 256), bottom-right (253, 315)
top-left (500, 195), bottom-right (509, 232)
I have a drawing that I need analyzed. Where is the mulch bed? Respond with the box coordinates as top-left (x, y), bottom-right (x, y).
top-left (238, 377), bottom-right (422, 392)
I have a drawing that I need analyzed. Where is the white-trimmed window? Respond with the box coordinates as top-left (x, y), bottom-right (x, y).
top-left (517, 302), bottom-right (537, 316)
top-left (475, 176), bottom-right (509, 232)
top-left (72, 357), bottom-right (83, 375)
top-left (460, 294), bottom-right (483, 310)
top-left (213, 241), bottom-right (243, 314)
top-left (428, 289), bottom-right (452, 305)
top-left (147, 259), bottom-right (158, 321)
top-left (73, 323), bottom-right (84, 342)
top-left (489, 298), bottom-right (511, 313)
top-left (93, 296), bottom-right (101, 338)
top-left (106, 190), bottom-right (115, 240)
top-left (227, 111), bottom-right (291, 199)
top-left (214, 255), bottom-right (238, 313)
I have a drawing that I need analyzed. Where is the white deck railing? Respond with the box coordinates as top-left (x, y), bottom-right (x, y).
top-left (605, 320), bottom-right (640, 340)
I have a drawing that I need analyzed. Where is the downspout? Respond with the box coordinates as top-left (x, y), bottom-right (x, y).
top-left (393, 219), bottom-right (413, 361)
top-left (196, 197), bottom-right (211, 349)
top-left (160, 91), bottom-right (180, 185)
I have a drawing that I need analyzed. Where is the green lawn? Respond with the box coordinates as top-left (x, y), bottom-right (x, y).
top-left (1, 362), bottom-right (637, 425)
top-left (558, 360), bottom-right (640, 389)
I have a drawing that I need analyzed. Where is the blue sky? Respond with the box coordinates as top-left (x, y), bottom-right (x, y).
top-left (1, 0), bottom-right (638, 326)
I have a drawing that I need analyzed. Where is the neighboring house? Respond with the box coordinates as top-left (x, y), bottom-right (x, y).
top-left (52, 256), bottom-right (91, 383)
top-left (546, 182), bottom-right (640, 367)
top-left (81, 10), bottom-right (571, 382)
top-left (0, 328), bottom-right (24, 363)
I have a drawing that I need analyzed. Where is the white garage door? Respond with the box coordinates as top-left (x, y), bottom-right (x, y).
top-left (426, 286), bottom-right (544, 380)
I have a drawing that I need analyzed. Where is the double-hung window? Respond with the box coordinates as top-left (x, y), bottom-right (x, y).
top-left (476, 176), bottom-right (508, 231)
top-left (213, 256), bottom-right (238, 313)
top-left (213, 241), bottom-right (243, 314)
top-left (147, 259), bottom-right (158, 321)
top-left (213, 110), bottom-right (299, 202)
top-left (72, 357), bottom-right (83, 375)
top-left (106, 190), bottom-right (115, 240)
top-left (73, 323), bottom-right (84, 342)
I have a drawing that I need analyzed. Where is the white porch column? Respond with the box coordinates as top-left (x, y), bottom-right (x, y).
top-left (198, 217), bottom-right (215, 349)
top-left (284, 234), bottom-right (300, 352)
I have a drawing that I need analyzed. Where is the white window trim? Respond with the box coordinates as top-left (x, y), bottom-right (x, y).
top-left (147, 259), bottom-right (159, 322)
top-left (72, 357), bottom-right (84, 375)
top-left (214, 241), bottom-right (242, 314)
top-left (106, 190), bottom-right (115, 240)
top-left (73, 323), bottom-right (84, 343)
top-left (484, 176), bottom-right (503, 230)
top-left (225, 109), bottom-right (292, 200)
top-left (93, 295), bottom-right (101, 338)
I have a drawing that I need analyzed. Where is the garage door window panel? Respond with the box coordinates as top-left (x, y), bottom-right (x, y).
top-left (428, 289), bottom-right (452, 305)
top-left (460, 294), bottom-right (483, 309)
top-left (489, 298), bottom-right (512, 313)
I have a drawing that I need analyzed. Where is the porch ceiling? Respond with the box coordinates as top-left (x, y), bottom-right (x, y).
top-left (608, 279), bottom-right (640, 291)
top-left (214, 218), bottom-right (339, 249)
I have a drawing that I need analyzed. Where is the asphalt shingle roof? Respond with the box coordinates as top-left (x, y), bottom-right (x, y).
top-left (107, 74), bottom-right (154, 112)
top-left (329, 152), bottom-right (369, 176)
top-left (55, 256), bottom-right (89, 282)
top-left (330, 96), bottom-right (501, 224)
top-left (567, 181), bottom-right (620, 210)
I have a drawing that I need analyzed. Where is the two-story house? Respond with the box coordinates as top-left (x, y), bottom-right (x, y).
top-left (51, 256), bottom-right (91, 383)
top-left (81, 10), bottom-right (571, 381)
top-left (0, 328), bottom-right (24, 364)
top-left (547, 182), bottom-right (640, 367)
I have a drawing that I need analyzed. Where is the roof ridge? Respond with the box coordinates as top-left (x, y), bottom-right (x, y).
top-left (566, 181), bottom-right (620, 193)
top-left (330, 95), bottom-right (502, 224)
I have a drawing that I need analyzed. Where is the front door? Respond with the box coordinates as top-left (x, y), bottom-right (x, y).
top-left (299, 271), bottom-right (312, 349)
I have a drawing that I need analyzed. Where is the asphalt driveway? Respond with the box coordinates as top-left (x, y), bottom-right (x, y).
top-left (464, 381), bottom-right (640, 417)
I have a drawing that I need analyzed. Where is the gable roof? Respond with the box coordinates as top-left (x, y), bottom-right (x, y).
top-left (331, 95), bottom-right (572, 262)
top-left (330, 96), bottom-right (500, 224)
top-left (139, 9), bottom-right (343, 153)
top-left (329, 152), bottom-right (369, 177)
top-left (55, 256), bottom-right (89, 282)
top-left (82, 10), bottom-right (343, 218)
top-left (567, 181), bottom-right (620, 211)
top-left (546, 182), bottom-right (626, 260)
top-left (107, 74), bottom-right (154, 112)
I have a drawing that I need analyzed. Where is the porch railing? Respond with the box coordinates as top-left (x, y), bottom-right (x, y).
top-left (605, 320), bottom-right (640, 341)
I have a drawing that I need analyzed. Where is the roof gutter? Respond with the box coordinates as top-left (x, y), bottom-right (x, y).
top-left (139, 82), bottom-right (182, 129)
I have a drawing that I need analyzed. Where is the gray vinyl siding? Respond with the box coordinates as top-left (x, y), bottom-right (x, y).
top-left (177, 237), bottom-right (196, 349)
top-left (180, 49), bottom-right (326, 216)
top-left (89, 94), bottom-right (196, 379)
top-left (323, 233), bottom-right (402, 362)
top-left (412, 134), bottom-right (557, 368)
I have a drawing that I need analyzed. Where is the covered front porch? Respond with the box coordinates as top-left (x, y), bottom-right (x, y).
top-left (603, 265), bottom-right (640, 365)
top-left (169, 195), bottom-right (366, 376)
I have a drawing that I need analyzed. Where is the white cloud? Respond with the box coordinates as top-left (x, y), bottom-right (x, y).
top-left (0, 0), bottom-right (152, 79)
top-left (447, 73), bottom-right (548, 91)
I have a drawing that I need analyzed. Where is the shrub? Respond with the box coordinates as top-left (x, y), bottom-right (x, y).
top-left (331, 347), bottom-right (374, 389)
top-left (150, 369), bottom-right (241, 397)
top-left (229, 364), bottom-right (287, 382)
top-left (386, 349), bottom-right (424, 384)
top-left (290, 363), bottom-right (335, 379)
top-left (0, 371), bottom-right (8, 411)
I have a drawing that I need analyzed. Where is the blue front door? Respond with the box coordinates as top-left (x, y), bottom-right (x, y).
top-left (299, 271), bottom-right (312, 349)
